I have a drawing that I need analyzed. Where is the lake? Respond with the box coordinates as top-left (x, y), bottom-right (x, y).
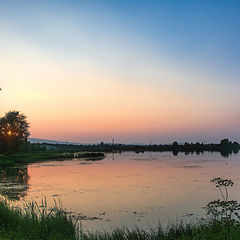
top-left (1, 152), bottom-right (240, 231)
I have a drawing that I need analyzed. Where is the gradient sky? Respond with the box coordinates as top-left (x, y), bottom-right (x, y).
top-left (0, 0), bottom-right (240, 144)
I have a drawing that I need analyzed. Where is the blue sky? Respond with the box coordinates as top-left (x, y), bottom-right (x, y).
top-left (0, 0), bottom-right (240, 143)
top-left (2, 0), bottom-right (240, 80)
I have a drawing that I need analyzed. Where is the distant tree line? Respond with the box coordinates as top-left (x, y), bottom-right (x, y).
top-left (38, 139), bottom-right (240, 158)
top-left (1, 111), bottom-right (239, 157)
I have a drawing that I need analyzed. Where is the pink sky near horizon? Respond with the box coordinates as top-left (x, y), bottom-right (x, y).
top-left (1, 1), bottom-right (240, 144)
top-left (1, 77), bottom-right (238, 144)
top-left (0, 45), bottom-right (239, 143)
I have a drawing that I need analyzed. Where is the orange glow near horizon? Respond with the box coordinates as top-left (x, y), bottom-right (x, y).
top-left (1, 76), bottom-right (238, 143)
top-left (0, 7), bottom-right (239, 144)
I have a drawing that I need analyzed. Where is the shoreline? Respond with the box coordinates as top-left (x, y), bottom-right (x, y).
top-left (0, 151), bottom-right (105, 167)
top-left (0, 197), bottom-right (240, 240)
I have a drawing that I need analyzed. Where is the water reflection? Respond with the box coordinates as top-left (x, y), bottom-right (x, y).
top-left (0, 167), bottom-right (29, 200)
top-left (171, 150), bottom-right (239, 158)
top-left (0, 152), bottom-right (240, 231)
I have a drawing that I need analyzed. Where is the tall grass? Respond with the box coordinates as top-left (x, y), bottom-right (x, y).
top-left (80, 223), bottom-right (240, 240)
top-left (1, 194), bottom-right (240, 239)
top-left (0, 197), bottom-right (78, 240)
top-left (1, 196), bottom-right (240, 240)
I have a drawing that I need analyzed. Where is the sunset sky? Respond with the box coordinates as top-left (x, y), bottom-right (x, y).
top-left (1, 0), bottom-right (240, 144)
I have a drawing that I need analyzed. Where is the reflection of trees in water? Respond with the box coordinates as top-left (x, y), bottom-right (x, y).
top-left (0, 167), bottom-right (29, 200)
top-left (173, 150), bottom-right (235, 158)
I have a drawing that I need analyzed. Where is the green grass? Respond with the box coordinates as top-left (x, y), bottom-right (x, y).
top-left (80, 223), bottom-right (240, 240)
top-left (0, 151), bottom-right (105, 167)
top-left (0, 198), bottom-right (78, 240)
top-left (1, 197), bottom-right (240, 239)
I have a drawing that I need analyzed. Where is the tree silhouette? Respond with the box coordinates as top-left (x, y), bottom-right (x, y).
top-left (0, 111), bottom-right (30, 152)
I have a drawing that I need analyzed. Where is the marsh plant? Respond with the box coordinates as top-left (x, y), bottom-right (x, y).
top-left (0, 197), bottom-right (79, 239)
top-left (204, 177), bottom-right (240, 239)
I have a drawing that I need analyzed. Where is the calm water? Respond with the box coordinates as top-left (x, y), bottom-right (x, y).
top-left (1, 152), bottom-right (240, 231)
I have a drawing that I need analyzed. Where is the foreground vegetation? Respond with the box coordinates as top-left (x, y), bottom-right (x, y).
top-left (0, 198), bottom-right (78, 240)
top-left (1, 197), bottom-right (240, 240)
top-left (0, 178), bottom-right (239, 239)
top-left (81, 224), bottom-right (240, 240)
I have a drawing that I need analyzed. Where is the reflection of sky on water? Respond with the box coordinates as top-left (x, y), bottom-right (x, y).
top-left (0, 167), bottom-right (29, 200)
top-left (0, 152), bottom-right (240, 231)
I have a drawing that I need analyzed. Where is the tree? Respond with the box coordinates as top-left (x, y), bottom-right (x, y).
top-left (0, 111), bottom-right (30, 152)
top-left (220, 139), bottom-right (229, 146)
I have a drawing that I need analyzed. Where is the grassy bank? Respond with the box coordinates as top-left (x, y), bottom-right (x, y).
top-left (81, 224), bottom-right (240, 240)
top-left (1, 198), bottom-right (240, 240)
top-left (0, 151), bottom-right (105, 167)
top-left (0, 198), bottom-right (78, 240)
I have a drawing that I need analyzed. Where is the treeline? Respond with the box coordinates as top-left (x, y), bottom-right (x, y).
top-left (38, 138), bottom-right (240, 157)
top-left (1, 111), bottom-right (239, 158)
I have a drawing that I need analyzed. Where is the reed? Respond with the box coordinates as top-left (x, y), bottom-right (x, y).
top-left (80, 223), bottom-right (240, 240)
top-left (0, 197), bottom-right (78, 240)
top-left (1, 186), bottom-right (240, 240)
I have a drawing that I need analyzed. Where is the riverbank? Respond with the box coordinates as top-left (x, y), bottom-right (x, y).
top-left (0, 198), bottom-right (240, 240)
top-left (81, 224), bottom-right (240, 240)
top-left (0, 151), bottom-right (105, 167)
